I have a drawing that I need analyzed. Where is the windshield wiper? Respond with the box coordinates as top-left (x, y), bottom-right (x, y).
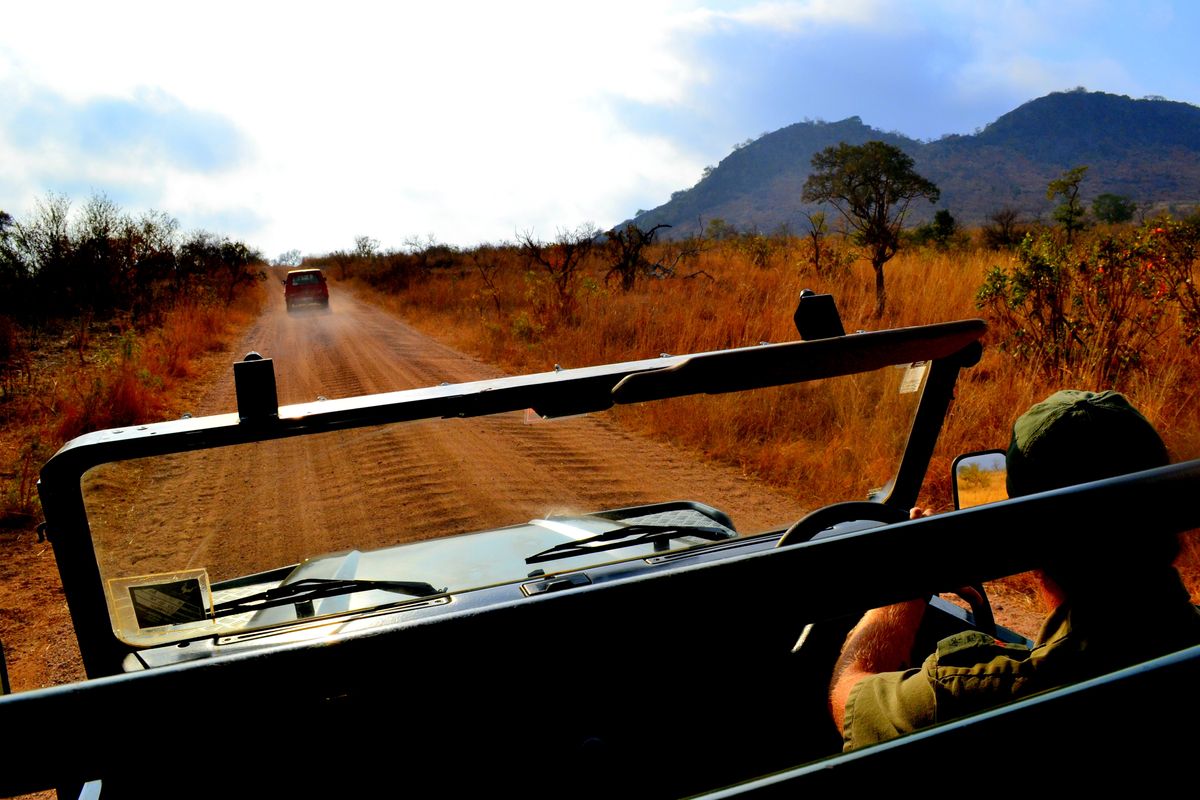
top-left (212, 577), bottom-right (445, 618)
top-left (525, 523), bottom-right (732, 565)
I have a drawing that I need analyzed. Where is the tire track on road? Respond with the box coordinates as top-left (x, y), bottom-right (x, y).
top-left (85, 280), bottom-right (808, 589)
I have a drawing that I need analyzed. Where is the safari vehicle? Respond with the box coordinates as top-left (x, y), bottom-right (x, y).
top-left (282, 266), bottom-right (329, 311)
top-left (2, 295), bottom-right (1198, 798)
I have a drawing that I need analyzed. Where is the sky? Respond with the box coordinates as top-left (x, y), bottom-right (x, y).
top-left (2, 0), bottom-right (1199, 259)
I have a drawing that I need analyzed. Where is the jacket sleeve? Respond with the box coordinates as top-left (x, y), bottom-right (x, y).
top-left (841, 655), bottom-right (937, 751)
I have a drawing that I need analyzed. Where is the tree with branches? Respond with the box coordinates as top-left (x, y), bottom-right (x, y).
top-left (1048, 165), bottom-right (1089, 242)
top-left (517, 224), bottom-right (598, 321)
top-left (802, 141), bottom-right (939, 317)
top-left (603, 222), bottom-right (673, 291)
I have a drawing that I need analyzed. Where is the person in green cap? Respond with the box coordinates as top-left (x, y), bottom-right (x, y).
top-left (829, 389), bottom-right (1200, 752)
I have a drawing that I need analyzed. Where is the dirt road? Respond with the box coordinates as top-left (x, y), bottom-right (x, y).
top-left (85, 281), bottom-right (811, 592)
top-left (4, 280), bottom-right (814, 695)
top-left (3, 278), bottom-right (1049, 701)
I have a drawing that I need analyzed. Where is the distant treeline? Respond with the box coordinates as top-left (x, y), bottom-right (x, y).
top-left (0, 193), bottom-right (264, 329)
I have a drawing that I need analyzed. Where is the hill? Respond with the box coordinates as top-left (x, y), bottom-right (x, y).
top-left (625, 89), bottom-right (1200, 237)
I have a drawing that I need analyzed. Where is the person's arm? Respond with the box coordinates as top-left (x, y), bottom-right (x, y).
top-left (829, 507), bottom-right (930, 735)
top-left (829, 599), bottom-right (927, 734)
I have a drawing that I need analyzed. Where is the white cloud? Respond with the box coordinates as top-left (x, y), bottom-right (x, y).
top-left (0, 1), bottom-right (719, 252)
top-left (3, 1), bottom-right (1199, 253)
top-left (701, 0), bottom-right (888, 31)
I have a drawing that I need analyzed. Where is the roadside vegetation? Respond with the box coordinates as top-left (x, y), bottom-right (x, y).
top-left (308, 201), bottom-right (1200, 603)
top-left (0, 193), bottom-right (267, 530)
top-left (3, 171), bottom-right (1199, 668)
top-left (314, 218), bottom-right (1199, 499)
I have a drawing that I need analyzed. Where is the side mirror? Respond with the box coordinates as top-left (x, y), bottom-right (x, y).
top-left (952, 450), bottom-right (1008, 509)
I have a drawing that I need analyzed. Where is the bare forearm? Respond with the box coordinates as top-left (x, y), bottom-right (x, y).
top-left (829, 598), bottom-right (926, 732)
top-left (838, 599), bottom-right (927, 673)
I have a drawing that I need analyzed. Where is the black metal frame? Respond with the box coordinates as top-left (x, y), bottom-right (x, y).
top-left (4, 461), bottom-right (1199, 796)
top-left (38, 319), bottom-right (985, 678)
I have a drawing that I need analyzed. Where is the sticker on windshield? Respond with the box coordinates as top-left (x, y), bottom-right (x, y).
top-left (899, 361), bottom-right (929, 394)
top-left (109, 569), bottom-right (213, 633)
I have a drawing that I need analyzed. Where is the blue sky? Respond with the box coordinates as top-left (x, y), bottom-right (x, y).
top-left (2, 0), bottom-right (1198, 258)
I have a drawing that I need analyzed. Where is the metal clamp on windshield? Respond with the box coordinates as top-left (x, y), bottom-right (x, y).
top-left (234, 352), bottom-right (279, 423)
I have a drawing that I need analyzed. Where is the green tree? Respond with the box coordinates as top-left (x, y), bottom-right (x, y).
top-left (1092, 193), bottom-right (1136, 224)
top-left (802, 141), bottom-right (940, 317)
top-left (912, 209), bottom-right (958, 250)
top-left (704, 218), bottom-right (737, 241)
top-left (929, 209), bottom-right (957, 247)
top-left (1048, 166), bottom-right (1089, 242)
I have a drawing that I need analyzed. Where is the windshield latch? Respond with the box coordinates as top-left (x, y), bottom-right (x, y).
top-left (793, 290), bottom-right (846, 340)
top-left (234, 352), bottom-right (279, 423)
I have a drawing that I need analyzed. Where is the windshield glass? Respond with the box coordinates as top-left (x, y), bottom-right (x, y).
top-left (81, 362), bottom-right (928, 645)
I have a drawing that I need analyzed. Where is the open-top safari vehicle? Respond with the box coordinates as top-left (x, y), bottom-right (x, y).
top-left (1, 294), bottom-right (1197, 798)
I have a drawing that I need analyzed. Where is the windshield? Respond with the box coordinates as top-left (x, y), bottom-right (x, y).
top-left (81, 362), bottom-right (928, 645)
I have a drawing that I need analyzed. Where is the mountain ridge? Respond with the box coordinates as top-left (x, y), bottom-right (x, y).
top-left (626, 89), bottom-right (1200, 237)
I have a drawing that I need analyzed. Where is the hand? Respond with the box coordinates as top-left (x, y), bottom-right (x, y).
top-left (909, 506), bottom-right (932, 520)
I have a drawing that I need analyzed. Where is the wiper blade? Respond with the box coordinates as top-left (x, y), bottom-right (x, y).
top-left (212, 577), bottom-right (445, 618)
top-left (525, 523), bottom-right (731, 565)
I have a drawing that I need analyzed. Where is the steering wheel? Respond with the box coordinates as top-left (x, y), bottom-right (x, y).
top-left (776, 501), bottom-right (909, 547)
top-left (776, 501), bottom-right (997, 645)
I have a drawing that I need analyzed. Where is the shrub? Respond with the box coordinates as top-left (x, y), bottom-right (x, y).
top-left (1145, 219), bottom-right (1200, 344)
top-left (976, 222), bottom-right (1192, 384)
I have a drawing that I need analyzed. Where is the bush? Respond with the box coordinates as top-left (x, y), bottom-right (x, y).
top-left (1146, 218), bottom-right (1200, 343)
top-left (976, 221), bottom-right (1200, 384)
top-left (3, 193), bottom-right (263, 328)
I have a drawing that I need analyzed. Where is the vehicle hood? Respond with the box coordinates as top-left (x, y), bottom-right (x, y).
top-left (245, 515), bottom-right (716, 626)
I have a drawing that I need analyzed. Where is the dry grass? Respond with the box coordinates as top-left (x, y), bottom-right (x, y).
top-left (0, 281), bottom-right (268, 527)
top-left (347, 236), bottom-right (1200, 609)
top-left (351, 243), bottom-right (1129, 501)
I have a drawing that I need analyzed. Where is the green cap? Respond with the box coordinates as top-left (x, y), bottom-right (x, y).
top-left (1006, 390), bottom-right (1168, 498)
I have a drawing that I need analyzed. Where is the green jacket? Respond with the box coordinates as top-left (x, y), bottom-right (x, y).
top-left (842, 570), bottom-right (1200, 751)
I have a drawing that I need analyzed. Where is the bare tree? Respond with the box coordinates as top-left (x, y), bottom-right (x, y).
top-left (801, 211), bottom-right (833, 276)
top-left (517, 224), bottom-right (598, 320)
top-left (74, 193), bottom-right (129, 312)
top-left (604, 223), bottom-right (672, 291)
top-left (354, 235), bottom-right (379, 259)
top-left (466, 246), bottom-right (504, 316)
top-left (275, 249), bottom-right (303, 267)
top-left (982, 208), bottom-right (1027, 250)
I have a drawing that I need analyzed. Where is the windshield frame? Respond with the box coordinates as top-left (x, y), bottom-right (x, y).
top-left (39, 319), bottom-right (985, 677)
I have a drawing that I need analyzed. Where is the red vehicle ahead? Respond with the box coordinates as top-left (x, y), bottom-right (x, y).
top-left (282, 268), bottom-right (329, 311)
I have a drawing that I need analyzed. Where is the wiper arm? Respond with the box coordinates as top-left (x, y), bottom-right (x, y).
top-left (525, 523), bottom-right (731, 565)
top-left (212, 577), bottom-right (445, 618)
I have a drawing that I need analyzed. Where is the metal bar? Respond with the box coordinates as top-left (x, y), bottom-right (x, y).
top-left (5, 458), bottom-right (1197, 795)
top-left (36, 318), bottom-right (986, 676)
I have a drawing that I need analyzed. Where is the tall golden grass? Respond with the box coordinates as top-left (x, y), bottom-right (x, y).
top-left (355, 239), bottom-right (1199, 501)
top-left (349, 234), bottom-right (1200, 612)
